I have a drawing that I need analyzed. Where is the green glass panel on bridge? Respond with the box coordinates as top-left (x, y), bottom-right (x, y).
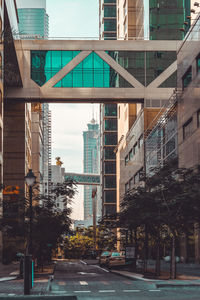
top-left (159, 71), bottom-right (177, 88)
top-left (31, 50), bottom-right (81, 86)
top-left (54, 52), bottom-right (132, 88)
top-left (146, 51), bottom-right (177, 86)
top-left (107, 51), bottom-right (177, 86)
top-left (65, 173), bottom-right (100, 185)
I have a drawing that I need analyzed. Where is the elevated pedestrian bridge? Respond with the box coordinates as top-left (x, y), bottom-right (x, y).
top-left (6, 39), bottom-right (181, 103)
top-left (65, 172), bottom-right (100, 186)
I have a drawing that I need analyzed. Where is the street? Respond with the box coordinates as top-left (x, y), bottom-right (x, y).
top-left (47, 260), bottom-right (200, 299)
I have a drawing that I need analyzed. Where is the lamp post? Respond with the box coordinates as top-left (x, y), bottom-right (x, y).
top-left (25, 169), bottom-right (36, 255)
top-left (24, 169), bottom-right (36, 295)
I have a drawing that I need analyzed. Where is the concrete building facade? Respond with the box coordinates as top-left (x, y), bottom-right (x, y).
top-left (177, 13), bottom-right (200, 262)
top-left (16, 0), bottom-right (51, 196)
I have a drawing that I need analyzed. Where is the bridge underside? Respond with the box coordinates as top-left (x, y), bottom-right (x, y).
top-left (5, 40), bottom-right (181, 103)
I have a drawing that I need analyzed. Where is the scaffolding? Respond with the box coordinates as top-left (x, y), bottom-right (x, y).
top-left (144, 91), bottom-right (178, 174)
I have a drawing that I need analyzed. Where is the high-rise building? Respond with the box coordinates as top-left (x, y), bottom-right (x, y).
top-left (117, 0), bottom-right (144, 39)
top-left (149, 0), bottom-right (190, 40)
top-left (100, 0), bottom-right (118, 218)
top-left (16, 0), bottom-right (51, 195)
top-left (100, 0), bottom-right (117, 40)
top-left (115, 0), bottom-right (191, 247)
top-left (16, 0), bottom-right (49, 39)
top-left (83, 119), bottom-right (100, 222)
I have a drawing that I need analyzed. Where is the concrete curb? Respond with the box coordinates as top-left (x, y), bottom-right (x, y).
top-left (110, 270), bottom-right (159, 282)
top-left (156, 283), bottom-right (200, 289)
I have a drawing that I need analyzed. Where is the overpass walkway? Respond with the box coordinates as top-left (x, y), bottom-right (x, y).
top-left (5, 39), bottom-right (181, 104)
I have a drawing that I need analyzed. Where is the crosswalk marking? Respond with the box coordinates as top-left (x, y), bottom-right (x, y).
top-left (149, 290), bottom-right (161, 292)
top-left (124, 290), bottom-right (140, 292)
top-left (99, 290), bottom-right (115, 293)
top-left (74, 291), bottom-right (91, 293)
top-left (79, 281), bottom-right (88, 285)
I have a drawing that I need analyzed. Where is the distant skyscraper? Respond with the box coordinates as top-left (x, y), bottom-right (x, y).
top-left (83, 119), bottom-right (100, 221)
top-left (16, 0), bottom-right (49, 38)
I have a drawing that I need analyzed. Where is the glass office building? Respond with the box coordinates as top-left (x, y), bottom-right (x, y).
top-left (17, 0), bottom-right (49, 38)
top-left (83, 120), bottom-right (100, 220)
top-left (100, 0), bottom-right (117, 40)
top-left (149, 0), bottom-right (190, 40)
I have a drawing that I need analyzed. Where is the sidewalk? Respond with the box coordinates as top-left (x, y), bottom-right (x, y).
top-left (111, 269), bottom-right (200, 288)
top-left (0, 261), bottom-right (55, 295)
top-left (83, 259), bottom-right (200, 288)
top-left (0, 262), bottom-right (19, 281)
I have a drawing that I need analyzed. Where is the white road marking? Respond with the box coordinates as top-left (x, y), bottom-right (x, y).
top-left (124, 290), bottom-right (140, 292)
top-left (8, 294), bottom-right (16, 296)
top-left (80, 260), bottom-right (87, 265)
top-left (94, 265), bottom-right (109, 273)
top-left (149, 290), bottom-right (161, 292)
top-left (78, 272), bottom-right (96, 275)
top-left (10, 271), bottom-right (19, 275)
top-left (80, 281), bottom-right (88, 285)
top-left (74, 291), bottom-right (91, 293)
top-left (0, 277), bottom-right (17, 282)
top-left (99, 290), bottom-right (115, 293)
top-left (52, 291), bottom-right (67, 294)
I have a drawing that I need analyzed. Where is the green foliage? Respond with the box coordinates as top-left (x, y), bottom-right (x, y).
top-left (120, 161), bottom-right (200, 238)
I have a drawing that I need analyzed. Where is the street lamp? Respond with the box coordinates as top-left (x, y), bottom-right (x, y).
top-left (25, 169), bottom-right (36, 255)
top-left (24, 169), bottom-right (36, 295)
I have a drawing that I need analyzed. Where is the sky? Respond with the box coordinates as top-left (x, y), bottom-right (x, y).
top-left (46, 0), bottom-right (99, 220)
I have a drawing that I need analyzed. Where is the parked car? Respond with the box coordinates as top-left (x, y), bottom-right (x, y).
top-left (99, 251), bottom-right (111, 266)
top-left (107, 251), bottom-right (125, 268)
top-left (164, 256), bottom-right (180, 263)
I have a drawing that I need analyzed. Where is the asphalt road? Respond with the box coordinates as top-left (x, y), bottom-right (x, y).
top-left (48, 259), bottom-right (200, 299)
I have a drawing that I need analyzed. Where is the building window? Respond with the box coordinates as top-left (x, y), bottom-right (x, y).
top-left (125, 182), bottom-right (129, 192)
top-left (104, 205), bottom-right (116, 216)
top-left (196, 54), bottom-right (200, 74)
top-left (130, 177), bottom-right (134, 189)
top-left (105, 104), bottom-right (117, 116)
top-left (104, 147), bottom-right (115, 159)
top-left (104, 19), bottom-right (116, 31)
top-left (182, 67), bottom-right (192, 89)
top-left (125, 155), bottom-right (129, 165)
top-left (104, 175), bottom-right (116, 188)
top-left (183, 118), bottom-right (193, 140)
top-left (104, 190), bottom-right (116, 203)
top-left (134, 172), bottom-right (140, 184)
top-left (105, 119), bottom-right (117, 131)
top-left (129, 149), bottom-right (133, 160)
top-left (104, 161), bottom-right (116, 174)
top-left (105, 132), bottom-right (117, 145)
top-left (133, 142), bottom-right (138, 155)
top-left (138, 134), bottom-right (144, 148)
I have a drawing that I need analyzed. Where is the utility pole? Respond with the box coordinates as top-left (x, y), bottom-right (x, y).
top-left (92, 187), bottom-right (97, 252)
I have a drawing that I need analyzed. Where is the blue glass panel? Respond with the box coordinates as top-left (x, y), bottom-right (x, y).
top-left (55, 52), bottom-right (132, 88)
top-left (31, 50), bottom-right (81, 86)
